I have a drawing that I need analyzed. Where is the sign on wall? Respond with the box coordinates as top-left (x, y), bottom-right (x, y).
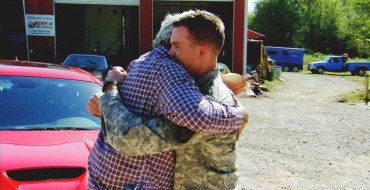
top-left (25, 14), bottom-right (55, 36)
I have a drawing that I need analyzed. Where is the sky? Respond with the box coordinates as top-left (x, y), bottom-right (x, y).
top-left (248, 0), bottom-right (258, 13)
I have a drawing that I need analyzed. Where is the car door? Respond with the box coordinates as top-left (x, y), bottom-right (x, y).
top-left (326, 57), bottom-right (342, 71)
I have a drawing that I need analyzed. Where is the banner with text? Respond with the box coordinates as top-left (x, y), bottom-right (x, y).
top-left (25, 14), bottom-right (55, 36)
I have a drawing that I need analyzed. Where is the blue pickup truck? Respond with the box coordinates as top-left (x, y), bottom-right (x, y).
top-left (265, 46), bottom-right (305, 72)
top-left (307, 55), bottom-right (370, 76)
top-left (62, 54), bottom-right (108, 80)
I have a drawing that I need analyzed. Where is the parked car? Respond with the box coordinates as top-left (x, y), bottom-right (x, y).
top-left (62, 54), bottom-right (108, 80)
top-left (265, 46), bottom-right (305, 72)
top-left (0, 59), bottom-right (102, 190)
top-left (307, 55), bottom-right (370, 76)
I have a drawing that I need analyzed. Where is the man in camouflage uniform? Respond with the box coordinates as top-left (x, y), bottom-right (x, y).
top-left (99, 69), bottom-right (247, 190)
top-left (89, 10), bottom-right (248, 189)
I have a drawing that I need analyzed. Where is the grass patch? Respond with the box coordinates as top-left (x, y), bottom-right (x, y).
top-left (338, 89), bottom-right (368, 103)
top-left (262, 78), bottom-right (284, 91)
top-left (338, 74), bottom-right (369, 103)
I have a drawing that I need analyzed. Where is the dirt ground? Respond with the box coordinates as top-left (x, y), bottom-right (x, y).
top-left (236, 72), bottom-right (370, 190)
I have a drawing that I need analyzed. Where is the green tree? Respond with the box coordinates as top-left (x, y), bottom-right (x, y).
top-left (249, 0), bottom-right (369, 58)
top-left (301, 0), bottom-right (348, 54)
top-left (249, 0), bottom-right (303, 47)
top-left (342, 0), bottom-right (370, 57)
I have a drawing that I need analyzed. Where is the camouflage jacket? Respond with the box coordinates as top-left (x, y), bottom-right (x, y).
top-left (100, 69), bottom-right (248, 190)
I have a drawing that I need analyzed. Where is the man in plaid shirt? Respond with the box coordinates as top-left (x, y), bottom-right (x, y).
top-left (88, 10), bottom-right (247, 189)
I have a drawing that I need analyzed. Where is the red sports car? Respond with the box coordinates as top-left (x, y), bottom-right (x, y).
top-left (0, 59), bottom-right (103, 190)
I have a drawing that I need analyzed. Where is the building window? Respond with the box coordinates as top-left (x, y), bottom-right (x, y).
top-left (267, 51), bottom-right (277, 55)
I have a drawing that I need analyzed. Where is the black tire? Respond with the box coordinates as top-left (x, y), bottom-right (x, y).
top-left (311, 70), bottom-right (317, 74)
top-left (283, 65), bottom-right (290, 72)
top-left (292, 66), bottom-right (299, 72)
top-left (350, 71), bottom-right (356, 76)
top-left (357, 68), bottom-right (366, 76)
top-left (317, 67), bottom-right (325, 74)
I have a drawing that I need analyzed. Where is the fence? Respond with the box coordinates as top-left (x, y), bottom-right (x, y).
top-left (365, 72), bottom-right (369, 105)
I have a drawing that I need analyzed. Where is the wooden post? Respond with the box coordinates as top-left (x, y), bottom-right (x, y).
top-left (139, 0), bottom-right (153, 54)
top-left (365, 73), bottom-right (369, 105)
top-left (233, 0), bottom-right (245, 75)
top-left (23, 0), bottom-right (55, 63)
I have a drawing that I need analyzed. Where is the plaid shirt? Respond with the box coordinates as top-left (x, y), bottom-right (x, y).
top-left (88, 45), bottom-right (246, 190)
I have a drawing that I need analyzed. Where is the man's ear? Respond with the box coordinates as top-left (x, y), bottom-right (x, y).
top-left (199, 45), bottom-right (206, 58)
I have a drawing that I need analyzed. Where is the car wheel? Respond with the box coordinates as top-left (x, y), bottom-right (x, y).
top-left (311, 70), bottom-right (317, 74)
top-left (283, 66), bottom-right (290, 72)
top-left (357, 68), bottom-right (366, 76)
top-left (350, 71), bottom-right (356, 76)
top-left (317, 67), bottom-right (325, 74)
top-left (292, 66), bottom-right (299, 72)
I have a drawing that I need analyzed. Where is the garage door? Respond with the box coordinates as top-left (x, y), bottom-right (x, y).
top-left (55, 0), bottom-right (139, 6)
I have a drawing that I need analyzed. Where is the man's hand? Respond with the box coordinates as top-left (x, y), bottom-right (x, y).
top-left (221, 73), bottom-right (247, 95)
top-left (105, 66), bottom-right (127, 82)
top-left (102, 66), bottom-right (127, 92)
top-left (222, 72), bottom-right (248, 137)
top-left (231, 93), bottom-right (249, 139)
top-left (90, 67), bottom-right (127, 116)
top-left (87, 93), bottom-right (103, 117)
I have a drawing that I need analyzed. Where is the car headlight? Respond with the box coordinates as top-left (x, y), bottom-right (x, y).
top-left (308, 64), bottom-right (315, 69)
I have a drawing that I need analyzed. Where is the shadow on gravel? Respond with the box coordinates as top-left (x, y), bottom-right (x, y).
top-left (323, 73), bottom-right (354, 77)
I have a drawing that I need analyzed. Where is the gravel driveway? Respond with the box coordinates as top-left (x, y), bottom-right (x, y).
top-left (237, 72), bottom-right (370, 190)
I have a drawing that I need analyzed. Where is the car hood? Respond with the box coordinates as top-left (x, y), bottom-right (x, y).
top-left (309, 61), bottom-right (324, 65)
top-left (0, 130), bottom-right (99, 190)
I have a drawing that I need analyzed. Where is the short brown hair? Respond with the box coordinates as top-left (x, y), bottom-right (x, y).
top-left (173, 10), bottom-right (225, 54)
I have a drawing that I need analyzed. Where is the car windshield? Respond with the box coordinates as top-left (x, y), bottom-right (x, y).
top-left (64, 55), bottom-right (107, 70)
top-left (324, 56), bottom-right (333, 62)
top-left (0, 76), bottom-right (101, 130)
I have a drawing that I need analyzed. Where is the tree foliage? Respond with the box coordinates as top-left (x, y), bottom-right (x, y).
top-left (249, 0), bottom-right (370, 58)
